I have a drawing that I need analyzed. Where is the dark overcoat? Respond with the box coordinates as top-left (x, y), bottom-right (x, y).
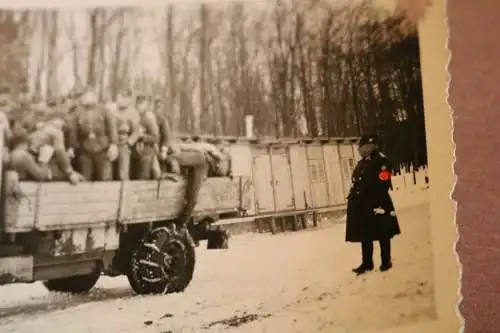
top-left (345, 151), bottom-right (401, 242)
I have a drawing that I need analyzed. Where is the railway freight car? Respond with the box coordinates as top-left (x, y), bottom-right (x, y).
top-left (188, 135), bottom-right (361, 234)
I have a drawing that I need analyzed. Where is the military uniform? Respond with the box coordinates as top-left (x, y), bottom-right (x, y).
top-left (134, 95), bottom-right (161, 180)
top-left (28, 121), bottom-right (82, 182)
top-left (153, 97), bottom-right (174, 172)
top-left (167, 146), bottom-right (210, 227)
top-left (207, 139), bottom-right (232, 177)
top-left (114, 93), bottom-right (141, 180)
top-left (8, 134), bottom-right (52, 181)
top-left (165, 141), bottom-right (235, 227)
top-left (67, 91), bottom-right (118, 181)
top-left (345, 134), bottom-right (401, 275)
top-left (172, 141), bottom-right (231, 177)
top-left (63, 92), bottom-right (83, 172)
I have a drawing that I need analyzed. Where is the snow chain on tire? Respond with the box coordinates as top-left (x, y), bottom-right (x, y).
top-left (127, 224), bottom-right (196, 295)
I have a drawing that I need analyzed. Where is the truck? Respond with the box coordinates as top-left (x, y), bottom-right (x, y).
top-left (0, 127), bottom-right (357, 296)
top-left (0, 168), bottom-right (252, 295)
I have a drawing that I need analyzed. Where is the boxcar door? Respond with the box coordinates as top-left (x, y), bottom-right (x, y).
top-left (306, 145), bottom-right (330, 208)
top-left (252, 148), bottom-right (276, 213)
top-left (271, 147), bottom-right (295, 212)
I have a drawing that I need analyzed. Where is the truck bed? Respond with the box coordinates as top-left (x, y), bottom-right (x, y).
top-left (2, 175), bottom-right (253, 234)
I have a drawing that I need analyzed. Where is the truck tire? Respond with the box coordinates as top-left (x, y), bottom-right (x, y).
top-left (43, 266), bottom-right (101, 294)
top-left (127, 225), bottom-right (196, 295)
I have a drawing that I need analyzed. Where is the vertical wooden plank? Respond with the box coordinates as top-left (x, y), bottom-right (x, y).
top-left (228, 144), bottom-right (255, 216)
top-left (289, 144), bottom-right (311, 210)
top-left (304, 144), bottom-right (315, 208)
top-left (268, 146), bottom-right (279, 213)
top-left (322, 143), bottom-right (346, 205)
top-left (270, 146), bottom-right (294, 211)
top-left (251, 146), bottom-right (275, 213)
top-left (306, 144), bottom-right (330, 208)
top-left (318, 144), bottom-right (332, 205)
top-left (351, 142), bottom-right (361, 162)
top-left (339, 143), bottom-right (356, 199)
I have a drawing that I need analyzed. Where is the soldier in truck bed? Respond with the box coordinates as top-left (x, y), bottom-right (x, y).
top-left (152, 96), bottom-right (174, 172)
top-left (7, 132), bottom-right (53, 182)
top-left (8, 113), bottom-right (84, 185)
top-left (133, 94), bottom-right (161, 180)
top-left (28, 118), bottom-right (85, 184)
top-left (345, 133), bottom-right (401, 276)
top-left (114, 90), bottom-right (141, 180)
top-left (66, 89), bottom-right (119, 181)
top-left (167, 138), bottom-right (232, 178)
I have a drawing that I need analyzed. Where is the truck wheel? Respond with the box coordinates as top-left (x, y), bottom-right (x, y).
top-left (127, 225), bottom-right (196, 295)
top-left (43, 265), bottom-right (101, 294)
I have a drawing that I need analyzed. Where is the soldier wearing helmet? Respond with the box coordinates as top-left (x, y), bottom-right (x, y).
top-left (66, 89), bottom-right (118, 181)
top-left (7, 132), bottom-right (53, 182)
top-left (169, 139), bottom-right (232, 178)
top-left (134, 93), bottom-right (161, 180)
top-left (113, 89), bottom-right (141, 180)
top-left (27, 117), bottom-right (85, 185)
top-left (151, 96), bottom-right (175, 172)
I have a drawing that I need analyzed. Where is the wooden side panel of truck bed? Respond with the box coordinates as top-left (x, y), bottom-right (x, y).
top-left (2, 175), bottom-right (253, 233)
top-left (119, 177), bottom-right (251, 224)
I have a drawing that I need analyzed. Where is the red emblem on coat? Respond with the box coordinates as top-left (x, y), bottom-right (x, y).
top-left (378, 170), bottom-right (391, 181)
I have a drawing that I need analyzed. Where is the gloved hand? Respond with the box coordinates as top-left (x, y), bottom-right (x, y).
top-left (68, 170), bottom-right (86, 185)
top-left (126, 138), bottom-right (136, 148)
top-left (159, 145), bottom-right (168, 160)
top-left (373, 207), bottom-right (385, 215)
top-left (67, 148), bottom-right (75, 159)
top-left (107, 143), bottom-right (118, 161)
top-left (38, 145), bottom-right (55, 164)
top-left (169, 158), bottom-right (181, 174)
top-left (35, 121), bottom-right (45, 130)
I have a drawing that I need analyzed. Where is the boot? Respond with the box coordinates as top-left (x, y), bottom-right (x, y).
top-left (379, 238), bottom-right (392, 272)
top-left (353, 240), bottom-right (374, 275)
top-left (352, 262), bottom-right (374, 275)
top-left (380, 262), bottom-right (392, 272)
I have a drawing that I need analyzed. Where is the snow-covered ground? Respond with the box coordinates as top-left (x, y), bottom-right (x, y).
top-left (0, 188), bottom-right (435, 333)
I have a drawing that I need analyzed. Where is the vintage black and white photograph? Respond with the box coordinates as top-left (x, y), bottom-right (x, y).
top-left (0, 0), bottom-right (435, 332)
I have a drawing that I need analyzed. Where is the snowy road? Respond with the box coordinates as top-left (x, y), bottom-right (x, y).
top-left (0, 191), bottom-right (435, 333)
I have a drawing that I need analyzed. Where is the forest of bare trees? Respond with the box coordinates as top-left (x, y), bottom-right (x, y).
top-left (0, 0), bottom-right (427, 171)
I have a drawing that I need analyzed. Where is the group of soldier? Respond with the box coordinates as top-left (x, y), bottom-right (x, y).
top-left (0, 85), bottom-right (232, 188)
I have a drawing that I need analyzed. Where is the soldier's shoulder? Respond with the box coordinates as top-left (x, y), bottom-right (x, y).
top-left (10, 149), bottom-right (30, 162)
top-left (144, 111), bottom-right (157, 122)
top-left (156, 112), bottom-right (168, 121)
top-left (71, 105), bottom-right (84, 116)
top-left (128, 107), bottom-right (140, 117)
top-left (100, 104), bottom-right (114, 115)
top-left (376, 152), bottom-right (390, 162)
top-left (375, 152), bottom-right (392, 168)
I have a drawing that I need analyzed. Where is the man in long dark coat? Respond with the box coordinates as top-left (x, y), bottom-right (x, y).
top-left (345, 133), bottom-right (401, 275)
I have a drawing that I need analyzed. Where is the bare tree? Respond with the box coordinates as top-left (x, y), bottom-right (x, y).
top-left (46, 10), bottom-right (59, 99)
